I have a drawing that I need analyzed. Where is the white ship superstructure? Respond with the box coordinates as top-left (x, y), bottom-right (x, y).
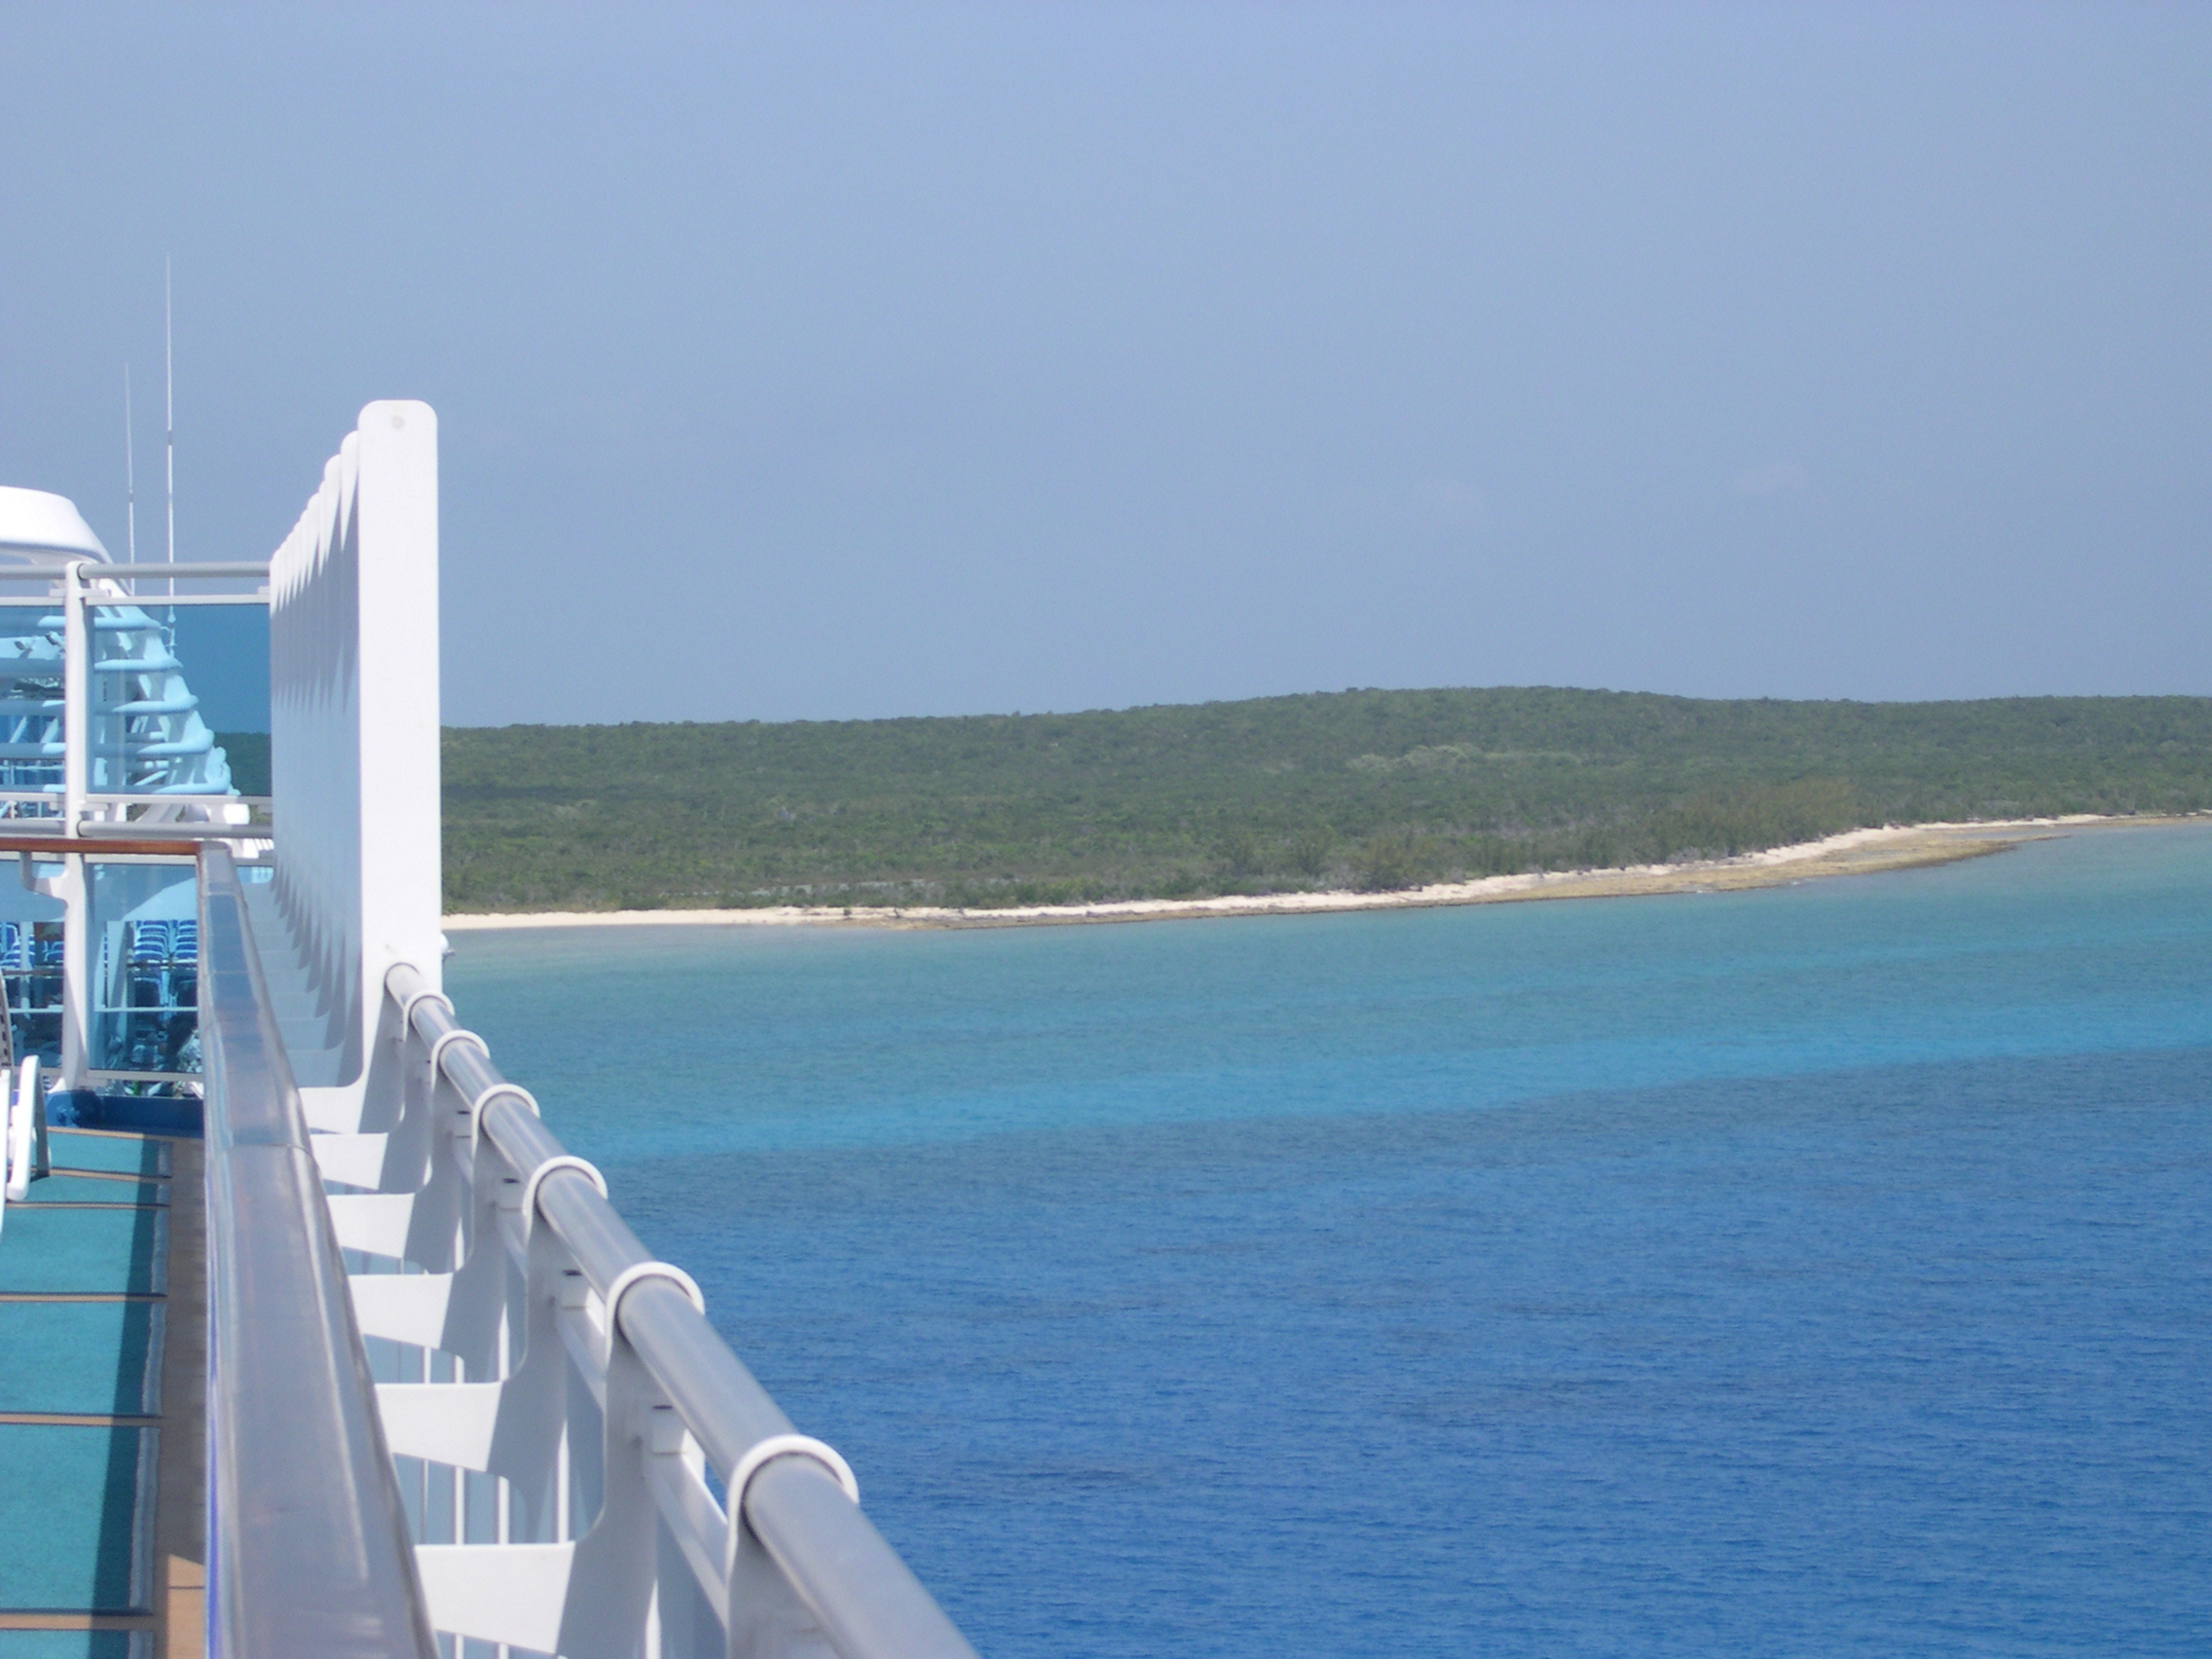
top-left (0, 485), bottom-right (256, 1099)
top-left (0, 407), bottom-right (977, 1659)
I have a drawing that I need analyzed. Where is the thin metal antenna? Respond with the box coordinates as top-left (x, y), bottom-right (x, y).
top-left (124, 365), bottom-right (137, 563)
top-left (165, 258), bottom-right (175, 594)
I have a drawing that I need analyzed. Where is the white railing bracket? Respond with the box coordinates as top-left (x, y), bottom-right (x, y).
top-left (608, 1260), bottom-right (708, 1322)
top-left (519, 1153), bottom-right (608, 1240)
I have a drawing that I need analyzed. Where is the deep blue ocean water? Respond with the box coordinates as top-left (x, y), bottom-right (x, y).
top-left (449, 824), bottom-right (2212, 1657)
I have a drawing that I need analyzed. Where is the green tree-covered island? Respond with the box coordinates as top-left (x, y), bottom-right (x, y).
top-left (349, 687), bottom-right (2212, 914)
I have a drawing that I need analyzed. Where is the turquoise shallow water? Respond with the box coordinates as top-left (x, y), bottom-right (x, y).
top-left (451, 824), bottom-right (2212, 1656)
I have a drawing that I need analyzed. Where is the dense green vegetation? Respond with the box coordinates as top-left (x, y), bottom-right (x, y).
top-left (428, 688), bottom-right (2212, 912)
top-left (217, 732), bottom-right (270, 797)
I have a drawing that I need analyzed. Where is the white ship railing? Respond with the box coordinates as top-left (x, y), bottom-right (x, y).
top-left (197, 403), bottom-right (980, 1656)
top-left (299, 957), bottom-right (978, 1658)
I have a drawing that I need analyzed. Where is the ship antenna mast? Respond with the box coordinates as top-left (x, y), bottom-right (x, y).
top-left (124, 364), bottom-right (136, 563)
top-left (164, 257), bottom-right (175, 594)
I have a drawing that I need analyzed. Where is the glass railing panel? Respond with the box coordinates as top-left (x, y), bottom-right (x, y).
top-left (168, 600), bottom-right (271, 797)
top-left (0, 907), bottom-right (66, 1067)
top-left (89, 858), bottom-right (199, 1076)
top-left (0, 598), bottom-right (64, 819)
top-left (86, 597), bottom-right (268, 803)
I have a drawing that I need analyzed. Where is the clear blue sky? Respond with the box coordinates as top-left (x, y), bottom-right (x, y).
top-left (2, 3), bottom-right (2205, 727)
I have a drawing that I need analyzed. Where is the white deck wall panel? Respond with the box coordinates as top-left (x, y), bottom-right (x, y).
top-left (269, 401), bottom-right (442, 1130)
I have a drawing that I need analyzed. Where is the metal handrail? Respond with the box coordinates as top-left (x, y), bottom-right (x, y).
top-left (84, 561), bottom-right (273, 579)
top-left (200, 844), bottom-right (438, 1658)
top-left (384, 959), bottom-right (979, 1659)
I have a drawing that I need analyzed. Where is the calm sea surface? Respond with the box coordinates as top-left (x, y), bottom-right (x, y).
top-left (449, 824), bottom-right (2212, 1657)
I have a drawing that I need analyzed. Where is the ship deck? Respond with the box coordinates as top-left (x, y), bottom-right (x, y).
top-left (0, 1127), bottom-right (203, 1659)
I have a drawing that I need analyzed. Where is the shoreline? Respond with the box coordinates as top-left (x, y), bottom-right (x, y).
top-left (442, 813), bottom-right (2194, 934)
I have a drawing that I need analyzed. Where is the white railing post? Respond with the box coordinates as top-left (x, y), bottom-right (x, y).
top-left (352, 404), bottom-right (444, 996)
top-left (57, 562), bottom-right (89, 1087)
top-left (61, 562), bottom-right (87, 830)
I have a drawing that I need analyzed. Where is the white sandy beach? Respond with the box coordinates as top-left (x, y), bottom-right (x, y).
top-left (441, 814), bottom-right (2187, 935)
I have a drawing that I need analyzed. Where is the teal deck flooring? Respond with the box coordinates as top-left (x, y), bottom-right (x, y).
top-left (33, 1138), bottom-right (161, 1177)
top-left (0, 1130), bottom-right (172, 1636)
top-left (0, 1632), bottom-right (138, 1657)
top-left (0, 1424), bottom-right (150, 1610)
top-left (0, 1207), bottom-right (166, 1297)
top-left (11, 1171), bottom-right (168, 1208)
top-left (0, 1303), bottom-right (159, 1417)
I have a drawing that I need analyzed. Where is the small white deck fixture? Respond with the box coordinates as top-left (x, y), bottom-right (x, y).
top-left (0, 486), bottom-right (111, 564)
